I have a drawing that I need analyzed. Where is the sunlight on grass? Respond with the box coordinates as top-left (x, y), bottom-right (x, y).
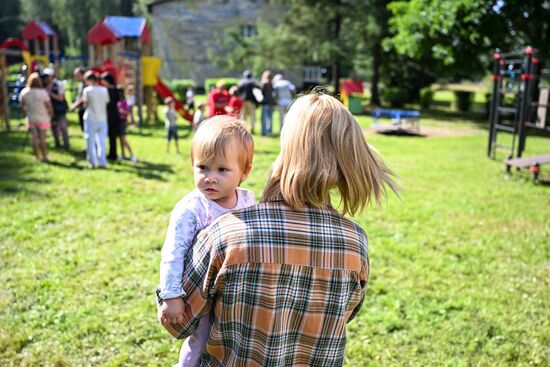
top-left (1, 109), bottom-right (549, 366)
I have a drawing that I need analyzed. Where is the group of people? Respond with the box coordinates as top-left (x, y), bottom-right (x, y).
top-left (157, 92), bottom-right (398, 366)
top-left (72, 68), bottom-right (137, 168)
top-left (18, 66), bottom-right (136, 167)
top-left (207, 70), bottom-right (295, 136)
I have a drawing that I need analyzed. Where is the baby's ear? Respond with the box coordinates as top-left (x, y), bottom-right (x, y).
top-left (241, 164), bottom-right (253, 181)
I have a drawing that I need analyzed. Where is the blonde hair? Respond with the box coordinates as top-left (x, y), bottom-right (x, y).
top-left (191, 115), bottom-right (254, 174)
top-left (262, 92), bottom-right (398, 216)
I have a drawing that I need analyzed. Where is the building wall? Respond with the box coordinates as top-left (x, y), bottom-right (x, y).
top-left (149, 0), bottom-right (274, 87)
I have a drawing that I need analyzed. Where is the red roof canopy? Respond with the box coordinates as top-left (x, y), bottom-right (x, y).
top-left (21, 20), bottom-right (57, 41)
top-left (87, 16), bottom-right (150, 45)
top-left (87, 20), bottom-right (118, 45)
top-left (341, 80), bottom-right (364, 94)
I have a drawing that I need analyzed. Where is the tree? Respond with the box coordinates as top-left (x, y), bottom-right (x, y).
top-left (210, 0), bottom-right (364, 93)
top-left (387, 0), bottom-right (550, 81)
top-left (0, 0), bottom-right (23, 43)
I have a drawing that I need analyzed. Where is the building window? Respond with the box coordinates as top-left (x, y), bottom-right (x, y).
top-left (241, 24), bottom-right (257, 38)
top-left (303, 66), bottom-right (322, 83)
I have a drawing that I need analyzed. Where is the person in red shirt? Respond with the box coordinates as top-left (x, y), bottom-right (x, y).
top-left (225, 86), bottom-right (243, 117)
top-left (207, 80), bottom-right (230, 117)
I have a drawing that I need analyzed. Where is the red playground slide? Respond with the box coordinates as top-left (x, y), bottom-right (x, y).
top-left (155, 78), bottom-right (193, 122)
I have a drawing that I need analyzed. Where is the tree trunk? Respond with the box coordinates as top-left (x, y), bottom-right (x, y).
top-left (370, 40), bottom-right (382, 106)
top-left (332, 1), bottom-right (341, 94)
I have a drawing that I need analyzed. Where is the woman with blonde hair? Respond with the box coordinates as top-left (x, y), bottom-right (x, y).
top-left (160, 92), bottom-right (398, 366)
top-left (19, 72), bottom-right (53, 162)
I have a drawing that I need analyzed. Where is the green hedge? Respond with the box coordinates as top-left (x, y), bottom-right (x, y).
top-left (382, 86), bottom-right (409, 108)
top-left (166, 79), bottom-right (196, 101)
top-left (204, 78), bottom-right (239, 93)
top-left (419, 87), bottom-right (434, 109)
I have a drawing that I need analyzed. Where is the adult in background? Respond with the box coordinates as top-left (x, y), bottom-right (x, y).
top-left (272, 73), bottom-right (296, 131)
top-left (260, 70), bottom-right (276, 136)
top-left (83, 71), bottom-right (109, 168)
top-left (159, 92), bottom-right (399, 365)
top-left (19, 72), bottom-right (53, 162)
top-left (101, 72), bottom-right (121, 161)
top-left (71, 67), bottom-right (86, 131)
top-left (43, 67), bottom-right (70, 150)
top-left (207, 80), bottom-right (230, 117)
top-left (237, 70), bottom-right (259, 133)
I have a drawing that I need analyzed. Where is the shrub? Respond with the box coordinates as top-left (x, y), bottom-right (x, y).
top-left (204, 78), bottom-right (239, 93)
top-left (419, 87), bottom-right (434, 109)
top-left (382, 87), bottom-right (409, 108)
top-left (454, 91), bottom-right (473, 112)
top-left (166, 79), bottom-right (196, 101)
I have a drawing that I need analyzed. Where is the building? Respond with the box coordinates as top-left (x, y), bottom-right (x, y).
top-left (147, 0), bottom-right (323, 89)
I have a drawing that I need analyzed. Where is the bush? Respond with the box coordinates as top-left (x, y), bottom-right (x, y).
top-left (454, 91), bottom-right (473, 112)
top-left (419, 87), bottom-right (434, 109)
top-left (204, 78), bottom-right (239, 93)
top-left (166, 79), bottom-right (196, 101)
top-left (382, 87), bottom-right (409, 108)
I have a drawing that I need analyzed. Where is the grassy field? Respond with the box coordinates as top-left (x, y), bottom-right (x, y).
top-left (1, 107), bottom-right (549, 366)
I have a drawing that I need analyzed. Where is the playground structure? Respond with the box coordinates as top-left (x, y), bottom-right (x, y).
top-left (86, 16), bottom-right (192, 126)
top-left (487, 46), bottom-right (550, 180)
top-left (0, 17), bottom-right (193, 131)
top-left (340, 80), bottom-right (364, 115)
top-left (21, 20), bottom-right (61, 71)
top-left (0, 45), bottom-right (27, 131)
top-left (0, 20), bottom-right (63, 131)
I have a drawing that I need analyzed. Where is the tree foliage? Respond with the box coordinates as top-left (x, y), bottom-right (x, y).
top-left (387, 0), bottom-right (550, 80)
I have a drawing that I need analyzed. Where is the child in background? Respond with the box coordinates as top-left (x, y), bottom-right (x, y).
top-left (126, 84), bottom-right (136, 125)
top-left (225, 85), bottom-right (243, 118)
top-left (117, 89), bottom-right (137, 163)
top-left (165, 97), bottom-right (179, 153)
top-left (193, 102), bottom-right (206, 130)
top-left (157, 116), bottom-right (255, 366)
top-left (186, 86), bottom-right (195, 113)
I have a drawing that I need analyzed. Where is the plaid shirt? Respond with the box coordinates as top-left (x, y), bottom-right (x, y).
top-left (160, 201), bottom-right (369, 366)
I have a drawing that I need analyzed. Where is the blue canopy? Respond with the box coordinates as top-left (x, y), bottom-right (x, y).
top-left (104, 16), bottom-right (147, 38)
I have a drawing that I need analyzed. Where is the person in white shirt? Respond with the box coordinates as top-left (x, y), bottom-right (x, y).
top-left (272, 74), bottom-right (296, 131)
top-left (192, 102), bottom-right (206, 130)
top-left (82, 71), bottom-right (110, 168)
top-left (185, 86), bottom-right (195, 112)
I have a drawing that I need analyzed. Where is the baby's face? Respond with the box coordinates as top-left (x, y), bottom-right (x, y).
top-left (193, 142), bottom-right (247, 209)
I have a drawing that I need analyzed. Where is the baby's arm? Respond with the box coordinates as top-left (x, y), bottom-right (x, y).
top-left (159, 206), bottom-right (199, 323)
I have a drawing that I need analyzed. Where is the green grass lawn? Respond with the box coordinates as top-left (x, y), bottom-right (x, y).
top-left (1, 109), bottom-right (549, 366)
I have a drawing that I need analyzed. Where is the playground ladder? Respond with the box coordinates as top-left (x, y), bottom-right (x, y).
top-left (487, 48), bottom-right (537, 159)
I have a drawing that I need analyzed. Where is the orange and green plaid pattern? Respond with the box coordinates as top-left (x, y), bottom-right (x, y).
top-left (160, 201), bottom-right (369, 366)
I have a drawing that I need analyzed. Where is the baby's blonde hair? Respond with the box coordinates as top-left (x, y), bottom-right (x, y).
top-left (262, 92), bottom-right (398, 216)
top-left (191, 115), bottom-right (254, 174)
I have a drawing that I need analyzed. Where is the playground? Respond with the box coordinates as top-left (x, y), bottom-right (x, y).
top-left (1, 103), bottom-right (549, 365)
top-left (1, 3), bottom-right (549, 366)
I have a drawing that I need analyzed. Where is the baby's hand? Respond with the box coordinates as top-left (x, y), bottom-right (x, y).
top-left (158, 297), bottom-right (185, 325)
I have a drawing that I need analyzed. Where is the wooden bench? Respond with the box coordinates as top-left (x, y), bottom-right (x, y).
top-left (505, 153), bottom-right (550, 180)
